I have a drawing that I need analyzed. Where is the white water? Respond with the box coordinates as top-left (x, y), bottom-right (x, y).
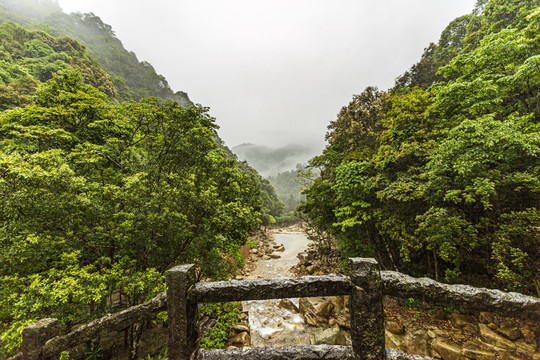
top-left (243, 231), bottom-right (311, 347)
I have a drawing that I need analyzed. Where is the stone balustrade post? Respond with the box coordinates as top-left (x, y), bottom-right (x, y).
top-left (22, 318), bottom-right (61, 360)
top-left (166, 264), bottom-right (197, 360)
top-left (349, 258), bottom-right (386, 360)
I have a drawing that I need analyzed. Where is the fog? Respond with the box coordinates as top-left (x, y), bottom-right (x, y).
top-left (57, 0), bottom-right (476, 155)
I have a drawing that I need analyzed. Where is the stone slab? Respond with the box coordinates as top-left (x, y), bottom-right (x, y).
top-left (190, 274), bottom-right (352, 303)
top-left (381, 271), bottom-right (539, 319)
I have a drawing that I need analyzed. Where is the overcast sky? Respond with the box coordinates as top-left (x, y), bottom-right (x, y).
top-left (58, 0), bottom-right (476, 153)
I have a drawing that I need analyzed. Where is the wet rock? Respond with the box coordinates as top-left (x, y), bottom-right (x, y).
top-left (515, 338), bottom-right (537, 354)
top-left (385, 330), bottom-right (407, 352)
top-left (430, 337), bottom-right (464, 360)
top-left (232, 331), bottom-right (251, 347)
top-left (309, 327), bottom-right (347, 346)
top-left (449, 313), bottom-right (477, 329)
top-left (278, 298), bottom-right (299, 313)
top-left (521, 328), bottom-right (537, 345)
top-left (496, 326), bottom-right (522, 341)
top-left (386, 320), bottom-right (404, 335)
top-left (461, 339), bottom-right (497, 360)
top-left (405, 329), bottom-right (430, 357)
top-left (232, 324), bottom-right (249, 333)
top-left (478, 312), bottom-right (495, 325)
top-left (297, 252), bottom-right (310, 265)
top-left (334, 313), bottom-right (350, 329)
top-left (269, 254), bottom-right (281, 259)
top-left (479, 324), bottom-right (517, 351)
top-left (306, 265), bottom-right (317, 274)
top-left (261, 255), bottom-right (270, 260)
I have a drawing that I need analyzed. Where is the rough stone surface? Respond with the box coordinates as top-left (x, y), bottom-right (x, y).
top-left (386, 320), bottom-right (405, 335)
top-left (309, 327), bottom-right (347, 346)
top-left (430, 337), bottom-right (464, 360)
top-left (42, 293), bottom-right (167, 358)
top-left (190, 274), bottom-right (352, 303)
top-left (349, 258), bottom-right (385, 360)
top-left (231, 331), bottom-right (251, 347)
top-left (461, 339), bottom-right (497, 360)
top-left (197, 345), bottom-right (355, 359)
top-left (278, 298), bottom-right (299, 313)
top-left (479, 323), bottom-right (517, 351)
top-left (386, 347), bottom-right (435, 359)
top-left (385, 330), bottom-right (407, 352)
top-left (381, 271), bottom-right (540, 319)
top-left (405, 329), bottom-right (429, 357)
top-left (165, 264), bottom-right (197, 360)
top-left (496, 326), bottom-right (522, 341)
top-left (232, 324), bottom-right (249, 333)
top-left (22, 318), bottom-right (61, 360)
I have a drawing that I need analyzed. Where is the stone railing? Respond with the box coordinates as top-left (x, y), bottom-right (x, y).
top-left (10, 293), bottom-right (168, 360)
top-left (14, 257), bottom-right (539, 360)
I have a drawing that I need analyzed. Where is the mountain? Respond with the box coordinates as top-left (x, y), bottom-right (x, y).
top-left (232, 143), bottom-right (315, 177)
top-left (0, 0), bottom-right (192, 106)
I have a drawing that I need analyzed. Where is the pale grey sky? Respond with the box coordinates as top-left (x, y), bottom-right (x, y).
top-left (58, 0), bottom-right (476, 153)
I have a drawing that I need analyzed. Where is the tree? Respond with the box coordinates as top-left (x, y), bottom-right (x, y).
top-left (0, 70), bottom-right (261, 356)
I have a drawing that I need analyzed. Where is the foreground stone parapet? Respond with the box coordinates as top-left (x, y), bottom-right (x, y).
top-left (22, 318), bottom-right (61, 360)
top-left (386, 348), bottom-right (434, 360)
top-left (42, 292), bottom-right (166, 358)
top-left (197, 345), bottom-right (355, 359)
top-left (166, 264), bottom-right (198, 360)
top-left (189, 274), bottom-right (352, 303)
top-left (380, 271), bottom-right (540, 319)
top-left (349, 258), bottom-right (386, 360)
top-left (197, 346), bottom-right (434, 360)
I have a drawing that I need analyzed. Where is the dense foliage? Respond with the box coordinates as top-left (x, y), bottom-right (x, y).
top-left (268, 165), bottom-right (306, 214)
top-left (0, 71), bottom-right (262, 357)
top-left (0, 2), bottom-right (285, 356)
top-left (301, 0), bottom-right (540, 296)
top-left (0, 21), bottom-right (117, 110)
top-left (0, 0), bottom-right (192, 105)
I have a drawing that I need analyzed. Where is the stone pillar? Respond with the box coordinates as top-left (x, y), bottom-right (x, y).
top-left (22, 318), bottom-right (61, 360)
top-left (349, 258), bottom-right (386, 360)
top-left (166, 264), bottom-right (197, 360)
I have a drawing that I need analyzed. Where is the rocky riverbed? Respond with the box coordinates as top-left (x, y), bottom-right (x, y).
top-left (225, 224), bottom-right (539, 360)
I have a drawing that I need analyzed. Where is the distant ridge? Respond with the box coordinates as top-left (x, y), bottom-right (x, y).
top-left (232, 143), bottom-right (315, 177)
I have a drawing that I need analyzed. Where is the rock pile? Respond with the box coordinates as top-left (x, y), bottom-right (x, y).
top-left (383, 297), bottom-right (539, 360)
top-left (238, 230), bottom-right (283, 277)
top-left (226, 311), bottom-right (252, 348)
top-left (291, 242), bottom-right (342, 276)
top-left (298, 297), bottom-right (352, 346)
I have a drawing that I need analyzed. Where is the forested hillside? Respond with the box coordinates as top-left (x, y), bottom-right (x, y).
top-left (0, 21), bottom-right (117, 110)
top-left (0, 0), bottom-right (192, 105)
top-left (268, 165), bottom-right (306, 214)
top-left (0, 2), bottom-right (285, 357)
top-left (301, 0), bottom-right (540, 296)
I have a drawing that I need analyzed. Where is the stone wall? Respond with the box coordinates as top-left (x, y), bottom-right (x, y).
top-left (12, 293), bottom-right (169, 360)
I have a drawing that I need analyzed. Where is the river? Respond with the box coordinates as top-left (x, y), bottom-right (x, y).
top-left (243, 230), bottom-right (312, 347)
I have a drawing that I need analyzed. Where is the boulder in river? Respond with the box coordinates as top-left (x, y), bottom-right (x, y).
top-left (309, 327), bottom-right (347, 346)
top-left (278, 298), bottom-right (299, 313)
